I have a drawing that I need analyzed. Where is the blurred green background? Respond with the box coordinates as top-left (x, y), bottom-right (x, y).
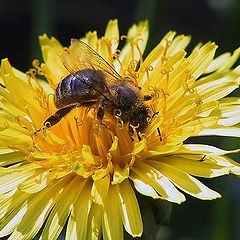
top-left (0, 0), bottom-right (239, 239)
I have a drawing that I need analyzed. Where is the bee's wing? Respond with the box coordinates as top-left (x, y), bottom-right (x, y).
top-left (60, 39), bottom-right (123, 84)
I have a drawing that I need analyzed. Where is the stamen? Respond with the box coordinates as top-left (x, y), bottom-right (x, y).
top-left (67, 121), bottom-right (78, 146)
top-left (73, 115), bottom-right (83, 147)
top-left (3, 122), bottom-right (9, 129)
top-left (159, 89), bottom-right (169, 114)
top-left (32, 59), bottom-right (45, 76)
top-left (114, 109), bottom-right (122, 118)
top-left (92, 120), bottom-right (100, 135)
top-left (121, 34), bottom-right (144, 83)
top-left (183, 82), bottom-right (194, 94)
top-left (161, 39), bottom-right (172, 66)
top-left (146, 86), bottom-right (160, 113)
top-left (37, 69), bottom-right (44, 76)
top-left (117, 119), bottom-right (124, 129)
top-left (34, 88), bottom-right (49, 109)
top-left (120, 35), bottom-right (128, 41)
top-left (26, 69), bottom-right (38, 84)
top-left (31, 69), bottom-right (37, 75)
top-left (130, 37), bottom-right (144, 66)
top-left (113, 51), bottom-right (124, 74)
top-left (148, 65), bottom-right (153, 71)
top-left (32, 59), bottom-right (40, 68)
top-left (113, 109), bottom-right (125, 129)
top-left (26, 65), bottom-right (48, 112)
top-left (129, 123), bottom-right (140, 133)
top-left (113, 49), bottom-right (121, 58)
top-left (63, 47), bottom-right (69, 53)
top-left (140, 65), bottom-right (153, 85)
top-left (60, 144), bottom-right (74, 156)
top-left (134, 72), bottom-right (139, 79)
top-left (15, 116), bottom-right (30, 130)
top-left (161, 68), bottom-right (173, 91)
top-left (74, 115), bottom-right (83, 127)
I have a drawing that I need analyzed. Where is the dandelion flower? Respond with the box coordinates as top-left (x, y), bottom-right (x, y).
top-left (0, 19), bottom-right (240, 239)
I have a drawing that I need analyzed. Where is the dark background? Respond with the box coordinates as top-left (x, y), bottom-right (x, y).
top-left (0, 0), bottom-right (239, 239)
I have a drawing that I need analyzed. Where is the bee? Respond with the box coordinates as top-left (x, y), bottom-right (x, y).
top-left (43, 39), bottom-right (153, 135)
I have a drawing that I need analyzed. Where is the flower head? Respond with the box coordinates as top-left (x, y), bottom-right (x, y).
top-left (0, 19), bottom-right (240, 239)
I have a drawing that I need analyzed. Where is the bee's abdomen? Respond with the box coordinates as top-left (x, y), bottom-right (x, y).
top-left (55, 75), bottom-right (82, 107)
top-left (54, 69), bottom-right (106, 108)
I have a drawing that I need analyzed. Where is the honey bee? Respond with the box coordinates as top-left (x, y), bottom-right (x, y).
top-left (44, 39), bottom-right (153, 135)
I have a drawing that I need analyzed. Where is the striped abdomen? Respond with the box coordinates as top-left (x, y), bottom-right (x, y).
top-left (55, 69), bottom-right (106, 108)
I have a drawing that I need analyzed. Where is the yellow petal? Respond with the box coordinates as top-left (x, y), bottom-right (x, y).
top-left (39, 34), bottom-right (63, 52)
top-left (0, 166), bottom-right (36, 195)
top-left (66, 180), bottom-right (91, 240)
top-left (168, 34), bottom-right (191, 55)
top-left (86, 202), bottom-right (102, 240)
top-left (179, 144), bottom-right (240, 155)
top-left (0, 175), bottom-right (72, 239)
top-left (206, 47), bottom-right (240, 73)
top-left (91, 174), bottom-right (110, 204)
top-left (117, 179), bottom-right (143, 237)
top-left (41, 176), bottom-right (82, 240)
top-left (132, 139), bottom-right (147, 155)
top-left (131, 172), bottom-right (159, 198)
top-left (144, 144), bottom-right (182, 159)
top-left (188, 42), bottom-right (217, 78)
top-left (39, 35), bottom-right (67, 87)
top-left (208, 155), bottom-right (240, 175)
top-left (0, 200), bottom-right (28, 237)
top-left (18, 169), bottom-right (56, 193)
top-left (0, 151), bottom-right (26, 166)
top-left (215, 104), bottom-right (240, 126)
top-left (196, 73), bottom-right (239, 102)
top-left (104, 19), bottom-right (119, 53)
top-left (0, 190), bottom-right (30, 223)
top-left (112, 165), bottom-right (129, 185)
top-left (162, 155), bottom-right (230, 178)
top-left (132, 161), bottom-right (186, 203)
top-left (149, 161), bottom-right (221, 200)
top-left (83, 31), bottom-right (98, 50)
top-left (198, 127), bottom-right (240, 137)
top-left (102, 185), bottom-right (123, 240)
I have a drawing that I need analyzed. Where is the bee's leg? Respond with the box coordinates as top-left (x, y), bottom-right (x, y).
top-left (96, 102), bottom-right (108, 128)
top-left (44, 101), bottom-right (96, 128)
top-left (96, 106), bottom-right (104, 122)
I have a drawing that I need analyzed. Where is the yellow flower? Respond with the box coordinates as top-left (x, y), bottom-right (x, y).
top-left (0, 19), bottom-right (240, 239)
